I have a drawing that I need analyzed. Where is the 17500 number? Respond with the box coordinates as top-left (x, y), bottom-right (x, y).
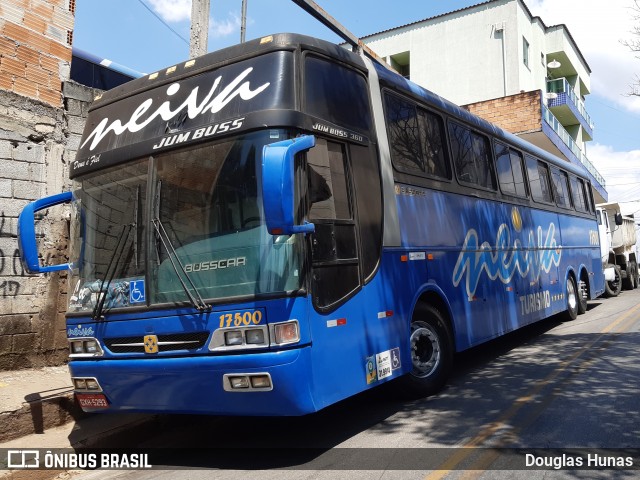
top-left (219, 310), bottom-right (263, 328)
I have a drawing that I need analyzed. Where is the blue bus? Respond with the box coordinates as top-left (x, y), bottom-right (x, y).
top-left (18, 33), bottom-right (603, 415)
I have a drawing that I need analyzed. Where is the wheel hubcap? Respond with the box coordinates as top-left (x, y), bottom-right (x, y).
top-left (410, 322), bottom-right (441, 378)
top-left (567, 279), bottom-right (577, 310)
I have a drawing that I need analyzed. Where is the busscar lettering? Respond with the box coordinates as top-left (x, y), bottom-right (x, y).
top-left (81, 67), bottom-right (269, 152)
top-left (185, 257), bottom-right (246, 273)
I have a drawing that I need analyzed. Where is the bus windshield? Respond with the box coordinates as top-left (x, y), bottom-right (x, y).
top-left (68, 129), bottom-right (304, 313)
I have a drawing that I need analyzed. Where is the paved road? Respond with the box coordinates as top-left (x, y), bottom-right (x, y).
top-left (75, 288), bottom-right (640, 480)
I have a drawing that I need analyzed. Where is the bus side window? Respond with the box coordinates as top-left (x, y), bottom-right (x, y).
top-left (449, 121), bottom-right (496, 190)
top-left (304, 55), bottom-right (372, 134)
top-left (550, 167), bottom-right (571, 209)
top-left (383, 92), bottom-right (451, 180)
top-left (384, 93), bottom-right (424, 174)
top-left (307, 139), bottom-right (351, 221)
top-left (495, 141), bottom-right (527, 197)
top-left (570, 176), bottom-right (588, 212)
top-left (586, 181), bottom-right (596, 213)
top-left (306, 137), bottom-right (360, 311)
top-left (526, 155), bottom-right (553, 204)
top-left (417, 108), bottom-right (451, 179)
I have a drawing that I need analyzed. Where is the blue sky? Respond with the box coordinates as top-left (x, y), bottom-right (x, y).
top-left (73, 0), bottom-right (640, 207)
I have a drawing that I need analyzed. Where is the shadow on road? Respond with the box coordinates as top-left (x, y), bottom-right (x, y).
top-left (72, 310), bottom-right (640, 470)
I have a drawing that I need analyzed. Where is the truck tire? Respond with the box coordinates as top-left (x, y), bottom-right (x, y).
top-left (622, 268), bottom-right (634, 291)
top-left (604, 265), bottom-right (622, 298)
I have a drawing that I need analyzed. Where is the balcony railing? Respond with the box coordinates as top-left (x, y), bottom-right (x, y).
top-left (547, 78), bottom-right (594, 130)
top-left (542, 105), bottom-right (605, 187)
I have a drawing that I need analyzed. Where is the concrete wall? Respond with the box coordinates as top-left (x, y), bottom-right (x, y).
top-left (363, 0), bottom-right (590, 107)
top-left (365, 0), bottom-right (524, 105)
top-left (0, 82), bottom-right (98, 371)
top-left (0, 0), bottom-right (86, 370)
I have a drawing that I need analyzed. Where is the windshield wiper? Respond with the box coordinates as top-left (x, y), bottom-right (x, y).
top-left (93, 223), bottom-right (133, 321)
top-left (152, 217), bottom-right (210, 312)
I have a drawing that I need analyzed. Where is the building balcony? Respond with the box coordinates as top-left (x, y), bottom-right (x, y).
top-left (542, 105), bottom-right (606, 200)
top-left (547, 78), bottom-right (594, 140)
top-left (463, 91), bottom-right (607, 202)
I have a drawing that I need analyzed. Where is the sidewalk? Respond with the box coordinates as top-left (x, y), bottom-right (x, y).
top-left (0, 366), bottom-right (154, 449)
top-left (0, 366), bottom-right (78, 444)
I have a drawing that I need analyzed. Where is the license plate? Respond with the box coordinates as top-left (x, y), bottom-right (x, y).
top-left (76, 393), bottom-right (109, 410)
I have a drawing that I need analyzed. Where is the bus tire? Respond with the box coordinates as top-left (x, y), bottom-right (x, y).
top-left (577, 277), bottom-right (588, 315)
top-left (604, 265), bottom-right (622, 298)
top-left (565, 276), bottom-right (579, 321)
top-left (397, 304), bottom-right (453, 398)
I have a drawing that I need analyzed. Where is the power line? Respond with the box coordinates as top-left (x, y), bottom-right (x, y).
top-left (589, 96), bottom-right (640, 120)
top-left (606, 181), bottom-right (640, 186)
top-left (136, 0), bottom-right (190, 46)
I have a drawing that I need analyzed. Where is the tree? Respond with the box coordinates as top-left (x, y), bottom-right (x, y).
top-left (624, 0), bottom-right (640, 96)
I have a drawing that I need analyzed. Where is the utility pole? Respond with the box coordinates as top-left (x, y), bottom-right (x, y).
top-left (240, 0), bottom-right (248, 43)
top-left (190, 0), bottom-right (210, 58)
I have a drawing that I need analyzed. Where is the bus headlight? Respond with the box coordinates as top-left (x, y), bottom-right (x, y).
top-left (228, 376), bottom-right (250, 389)
top-left (73, 378), bottom-right (87, 390)
top-left (71, 341), bottom-right (84, 354)
top-left (224, 331), bottom-right (244, 346)
top-left (271, 320), bottom-right (300, 345)
top-left (84, 340), bottom-right (100, 354)
top-left (245, 329), bottom-right (265, 345)
top-left (72, 377), bottom-right (103, 392)
top-left (209, 326), bottom-right (269, 351)
top-left (223, 373), bottom-right (273, 392)
top-left (85, 378), bottom-right (100, 390)
top-left (68, 338), bottom-right (104, 357)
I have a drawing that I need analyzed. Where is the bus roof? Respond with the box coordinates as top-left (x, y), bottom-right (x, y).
top-left (87, 32), bottom-right (589, 182)
top-left (89, 33), bottom-right (367, 111)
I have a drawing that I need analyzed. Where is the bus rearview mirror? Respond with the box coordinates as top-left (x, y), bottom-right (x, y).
top-left (262, 135), bottom-right (316, 235)
top-left (18, 191), bottom-right (73, 274)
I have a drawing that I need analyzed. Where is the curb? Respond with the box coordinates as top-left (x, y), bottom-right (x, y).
top-left (0, 389), bottom-right (86, 444)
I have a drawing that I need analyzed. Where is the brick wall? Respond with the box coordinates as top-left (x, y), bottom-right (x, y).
top-left (0, 0), bottom-right (75, 107)
top-left (462, 90), bottom-right (543, 135)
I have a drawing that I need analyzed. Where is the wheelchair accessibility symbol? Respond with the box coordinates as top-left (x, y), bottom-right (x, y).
top-left (129, 280), bottom-right (145, 304)
top-left (391, 347), bottom-right (401, 371)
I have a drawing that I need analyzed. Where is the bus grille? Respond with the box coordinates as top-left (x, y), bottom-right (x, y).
top-left (104, 332), bottom-right (211, 354)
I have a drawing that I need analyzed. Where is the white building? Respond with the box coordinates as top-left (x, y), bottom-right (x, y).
top-left (362, 0), bottom-right (606, 202)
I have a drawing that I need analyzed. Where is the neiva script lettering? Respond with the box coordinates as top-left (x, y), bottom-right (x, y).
top-left (452, 223), bottom-right (562, 298)
top-left (81, 67), bottom-right (270, 152)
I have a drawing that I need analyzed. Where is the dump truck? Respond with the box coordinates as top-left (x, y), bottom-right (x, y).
top-left (597, 202), bottom-right (639, 296)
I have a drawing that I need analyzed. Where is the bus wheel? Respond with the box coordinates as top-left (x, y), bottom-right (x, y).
top-left (565, 276), bottom-right (578, 321)
top-left (577, 278), bottom-right (588, 315)
top-left (398, 305), bottom-right (452, 398)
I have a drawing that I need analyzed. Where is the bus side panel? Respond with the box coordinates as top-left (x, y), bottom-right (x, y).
top-left (394, 186), bottom-right (577, 351)
top-left (555, 213), bottom-right (604, 299)
top-left (306, 270), bottom-right (412, 410)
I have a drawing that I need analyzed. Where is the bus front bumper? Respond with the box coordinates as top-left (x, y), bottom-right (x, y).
top-left (69, 347), bottom-right (317, 416)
